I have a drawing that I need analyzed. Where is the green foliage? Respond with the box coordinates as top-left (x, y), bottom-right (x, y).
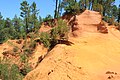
top-left (43, 15), bottom-right (53, 21)
top-left (10, 64), bottom-right (24, 80)
top-left (61, 0), bottom-right (80, 15)
top-left (0, 12), bottom-right (4, 31)
top-left (93, 3), bottom-right (103, 14)
top-left (0, 15), bottom-right (26, 43)
top-left (20, 1), bottom-right (30, 33)
top-left (20, 1), bottom-right (39, 33)
top-left (51, 27), bottom-right (59, 40)
top-left (43, 15), bottom-right (55, 27)
top-left (0, 59), bottom-right (24, 80)
top-left (50, 19), bottom-right (69, 46)
top-left (20, 53), bottom-right (28, 63)
top-left (0, 1), bottom-right (40, 44)
top-left (29, 41), bottom-right (37, 49)
top-left (0, 28), bottom-right (11, 43)
top-left (30, 2), bottom-right (39, 32)
top-left (39, 19), bottom-right (69, 48)
top-left (104, 16), bottom-right (115, 25)
top-left (39, 32), bottom-right (51, 48)
top-left (12, 15), bottom-right (22, 32)
top-left (79, 0), bottom-right (89, 10)
top-left (54, 19), bottom-right (69, 40)
top-left (20, 62), bottom-right (32, 76)
top-left (23, 48), bottom-right (34, 55)
top-left (21, 33), bottom-right (37, 55)
top-left (22, 43), bottom-right (35, 55)
top-left (0, 56), bottom-right (32, 80)
top-left (39, 16), bottom-right (43, 24)
top-left (54, 0), bottom-right (62, 18)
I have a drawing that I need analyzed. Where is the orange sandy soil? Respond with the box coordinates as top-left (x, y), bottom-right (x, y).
top-left (1, 10), bottom-right (120, 80)
top-left (24, 10), bottom-right (120, 80)
top-left (0, 40), bottom-right (22, 59)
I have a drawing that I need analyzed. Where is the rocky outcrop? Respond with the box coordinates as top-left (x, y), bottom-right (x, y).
top-left (97, 21), bottom-right (108, 33)
top-left (24, 10), bottom-right (120, 80)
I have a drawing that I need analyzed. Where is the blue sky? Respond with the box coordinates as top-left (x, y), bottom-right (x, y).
top-left (0, 0), bottom-right (119, 19)
top-left (0, 0), bottom-right (55, 19)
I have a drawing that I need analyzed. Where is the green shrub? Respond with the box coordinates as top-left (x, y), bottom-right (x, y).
top-left (39, 32), bottom-right (51, 48)
top-left (19, 53), bottom-right (32, 76)
top-left (10, 64), bottom-right (24, 80)
top-left (57, 19), bottom-right (69, 40)
top-left (20, 63), bottom-right (32, 76)
top-left (47, 21), bottom-right (55, 27)
top-left (39, 19), bottom-right (69, 48)
top-left (43, 15), bottom-right (56, 27)
top-left (50, 27), bottom-right (59, 46)
top-left (21, 35), bottom-right (37, 55)
top-left (43, 15), bottom-right (53, 22)
top-left (51, 19), bottom-right (69, 40)
top-left (29, 41), bottom-right (37, 49)
top-left (51, 27), bottom-right (59, 40)
top-left (49, 19), bottom-right (69, 47)
top-left (20, 53), bottom-right (28, 63)
top-left (24, 48), bottom-right (33, 54)
top-left (0, 59), bottom-right (24, 80)
top-left (103, 16), bottom-right (109, 22)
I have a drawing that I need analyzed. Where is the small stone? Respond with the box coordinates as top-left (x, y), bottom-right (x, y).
top-left (108, 76), bottom-right (111, 79)
top-left (115, 72), bottom-right (117, 75)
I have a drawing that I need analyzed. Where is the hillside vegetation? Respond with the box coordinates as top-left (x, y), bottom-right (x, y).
top-left (0, 0), bottom-right (120, 80)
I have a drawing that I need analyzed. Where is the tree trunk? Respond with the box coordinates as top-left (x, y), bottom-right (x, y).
top-left (85, 0), bottom-right (87, 9)
top-left (54, 0), bottom-right (58, 18)
top-left (91, 0), bottom-right (94, 10)
top-left (118, 5), bottom-right (120, 23)
top-left (25, 17), bottom-right (28, 34)
top-left (103, 9), bottom-right (105, 17)
top-left (57, 0), bottom-right (61, 17)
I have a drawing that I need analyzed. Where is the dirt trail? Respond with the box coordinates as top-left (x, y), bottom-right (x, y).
top-left (13, 10), bottom-right (120, 80)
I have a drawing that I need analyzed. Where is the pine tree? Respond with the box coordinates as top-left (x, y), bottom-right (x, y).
top-left (102, 0), bottom-right (115, 16)
top-left (12, 15), bottom-right (24, 39)
top-left (0, 12), bottom-right (3, 22)
top-left (4, 18), bottom-right (11, 28)
top-left (111, 5), bottom-right (118, 19)
top-left (61, 0), bottom-right (80, 15)
top-left (13, 15), bottom-right (21, 32)
top-left (0, 18), bottom-right (12, 43)
top-left (30, 2), bottom-right (39, 32)
top-left (0, 12), bottom-right (4, 29)
top-left (20, 1), bottom-right (30, 34)
top-left (79, 0), bottom-right (89, 10)
top-left (58, 0), bottom-right (62, 16)
top-left (93, 3), bottom-right (103, 14)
